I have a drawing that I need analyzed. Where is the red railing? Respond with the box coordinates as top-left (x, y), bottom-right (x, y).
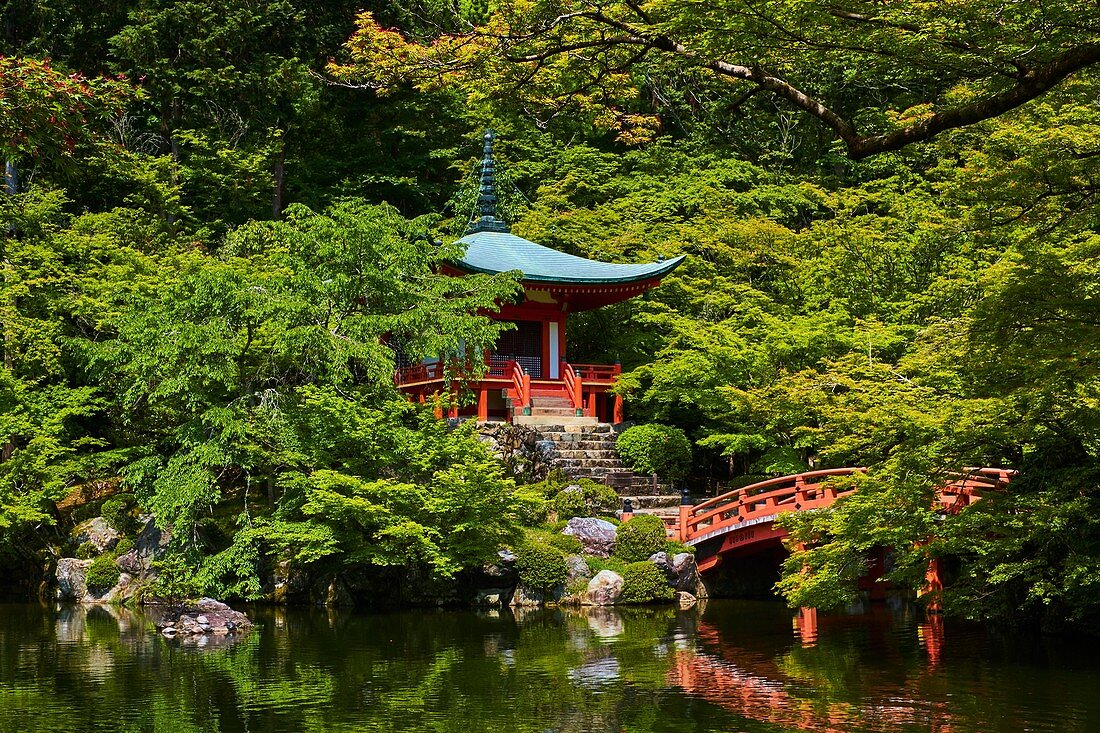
top-left (676, 467), bottom-right (1016, 544)
top-left (510, 360), bottom-right (531, 414)
top-left (571, 363), bottom-right (621, 382)
top-left (562, 362), bottom-right (584, 414)
top-left (393, 361), bottom-right (444, 385)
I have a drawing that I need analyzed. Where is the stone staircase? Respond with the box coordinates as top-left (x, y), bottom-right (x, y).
top-left (512, 393), bottom-right (598, 427)
top-left (535, 420), bottom-right (669, 499)
top-left (496, 393), bottom-right (680, 512)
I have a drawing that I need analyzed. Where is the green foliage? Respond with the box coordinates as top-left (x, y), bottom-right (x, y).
top-left (613, 514), bottom-right (668, 563)
top-left (547, 533), bottom-right (583, 555)
top-left (85, 554), bottom-right (121, 590)
top-left (113, 537), bottom-right (135, 557)
top-left (74, 542), bottom-right (98, 560)
top-left (552, 479), bottom-right (619, 519)
top-left (618, 562), bottom-right (675, 604)
top-left (515, 542), bottom-right (567, 590)
top-left (150, 554), bottom-right (203, 604)
top-left (665, 541), bottom-right (695, 557)
top-left (616, 425), bottom-right (692, 479)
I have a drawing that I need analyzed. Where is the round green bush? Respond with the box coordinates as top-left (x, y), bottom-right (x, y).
top-left (515, 543), bottom-right (568, 590)
top-left (85, 554), bottom-right (121, 591)
top-left (616, 424), bottom-right (692, 479)
top-left (619, 561), bottom-right (676, 604)
top-left (114, 537), bottom-right (136, 557)
top-left (74, 541), bottom-right (98, 560)
top-left (665, 541), bottom-right (696, 557)
top-left (553, 479), bottom-right (619, 519)
top-left (614, 514), bottom-right (669, 562)
top-left (101, 493), bottom-right (136, 533)
top-left (548, 533), bottom-right (583, 555)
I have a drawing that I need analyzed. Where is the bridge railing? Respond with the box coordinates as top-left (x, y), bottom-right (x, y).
top-left (683, 468), bottom-right (863, 543)
top-left (679, 466), bottom-right (1017, 544)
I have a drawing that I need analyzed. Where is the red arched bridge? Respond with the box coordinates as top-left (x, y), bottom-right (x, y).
top-left (663, 467), bottom-right (1016, 573)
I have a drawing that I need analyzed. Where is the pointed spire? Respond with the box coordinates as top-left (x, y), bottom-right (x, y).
top-left (466, 129), bottom-right (510, 234)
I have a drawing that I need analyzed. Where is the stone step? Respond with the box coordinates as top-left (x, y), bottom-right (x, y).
top-left (552, 449), bottom-right (619, 459)
top-left (513, 415), bottom-right (600, 428)
top-left (530, 407), bottom-right (583, 417)
top-left (536, 422), bottom-right (616, 433)
top-left (541, 432), bottom-right (616, 442)
top-left (556, 458), bottom-right (624, 469)
top-left (620, 494), bottom-right (681, 509)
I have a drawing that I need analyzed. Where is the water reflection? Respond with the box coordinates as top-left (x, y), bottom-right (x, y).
top-left (0, 600), bottom-right (1097, 732)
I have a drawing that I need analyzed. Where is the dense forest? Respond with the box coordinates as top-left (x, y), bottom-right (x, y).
top-left (2, 1), bottom-right (1099, 630)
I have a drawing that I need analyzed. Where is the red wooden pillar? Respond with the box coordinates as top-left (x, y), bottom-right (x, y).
top-left (613, 394), bottom-right (624, 424)
top-left (477, 387), bottom-right (488, 421)
top-left (587, 390), bottom-right (597, 418)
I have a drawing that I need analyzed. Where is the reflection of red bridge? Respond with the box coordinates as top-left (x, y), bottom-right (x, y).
top-left (667, 468), bottom-right (1015, 573)
top-left (669, 621), bottom-right (957, 732)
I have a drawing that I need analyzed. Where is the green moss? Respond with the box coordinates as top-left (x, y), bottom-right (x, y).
top-left (614, 514), bottom-right (668, 562)
top-left (113, 537), bottom-right (135, 557)
top-left (100, 493), bottom-right (136, 533)
top-left (86, 554), bottom-right (121, 591)
top-left (619, 561), bottom-right (676, 604)
top-left (74, 541), bottom-right (98, 560)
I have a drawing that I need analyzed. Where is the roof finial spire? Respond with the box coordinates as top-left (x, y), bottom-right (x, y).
top-left (466, 129), bottom-right (510, 234)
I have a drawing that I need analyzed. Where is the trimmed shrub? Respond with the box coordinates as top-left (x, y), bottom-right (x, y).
top-left (553, 479), bottom-right (619, 518)
top-left (665, 541), bottom-right (696, 556)
top-left (616, 424), bottom-right (692, 479)
top-left (515, 543), bottom-right (568, 590)
top-left (74, 541), bottom-right (98, 560)
top-left (101, 493), bottom-right (136, 533)
top-left (619, 561), bottom-right (676, 604)
top-left (114, 537), bottom-right (136, 557)
top-left (86, 554), bottom-right (121, 591)
top-left (548, 533), bottom-right (584, 555)
top-left (614, 514), bottom-right (668, 562)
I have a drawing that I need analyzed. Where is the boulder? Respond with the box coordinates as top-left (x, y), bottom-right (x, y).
top-left (154, 598), bottom-right (253, 637)
top-left (134, 516), bottom-right (171, 560)
top-left (72, 517), bottom-right (119, 553)
top-left (481, 549), bottom-right (519, 583)
top-left (562, 517), bottom-right (617, 558)
top-left (565, 554), bottom-right (592, 584)
top-left (56, 558), bottom-right (92, 601)
top-left (511, 583), bottom-right (563, 606)
top-left (677, 591), bottom-right (697, 609)
top-left (650, 551), bottom-right (708, 597)
top-left (474, 588), bottom-right (513, 607)
top-left (585, 570), bottom-right (624, 606)
top-left (560, 554), bottom-right (594, 605)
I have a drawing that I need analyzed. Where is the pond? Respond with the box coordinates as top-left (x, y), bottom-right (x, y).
top-left (0, 599), bottom-right (1097, 732)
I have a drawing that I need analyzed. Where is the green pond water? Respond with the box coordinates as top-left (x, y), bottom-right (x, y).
top-left (0, 599), bottom-right (1097, 732)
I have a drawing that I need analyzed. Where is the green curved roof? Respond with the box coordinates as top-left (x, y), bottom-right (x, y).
top-left (453, 230), bottom-right (685, 285)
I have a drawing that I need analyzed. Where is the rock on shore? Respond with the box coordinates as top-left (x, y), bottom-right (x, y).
top-left (154, 598), bottom-right (253, 638)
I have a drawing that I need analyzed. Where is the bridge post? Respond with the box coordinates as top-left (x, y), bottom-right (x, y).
top-left (678, 487), bottom-right (692, 544)
top-left (620, 498), bottom-right (634, 523)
